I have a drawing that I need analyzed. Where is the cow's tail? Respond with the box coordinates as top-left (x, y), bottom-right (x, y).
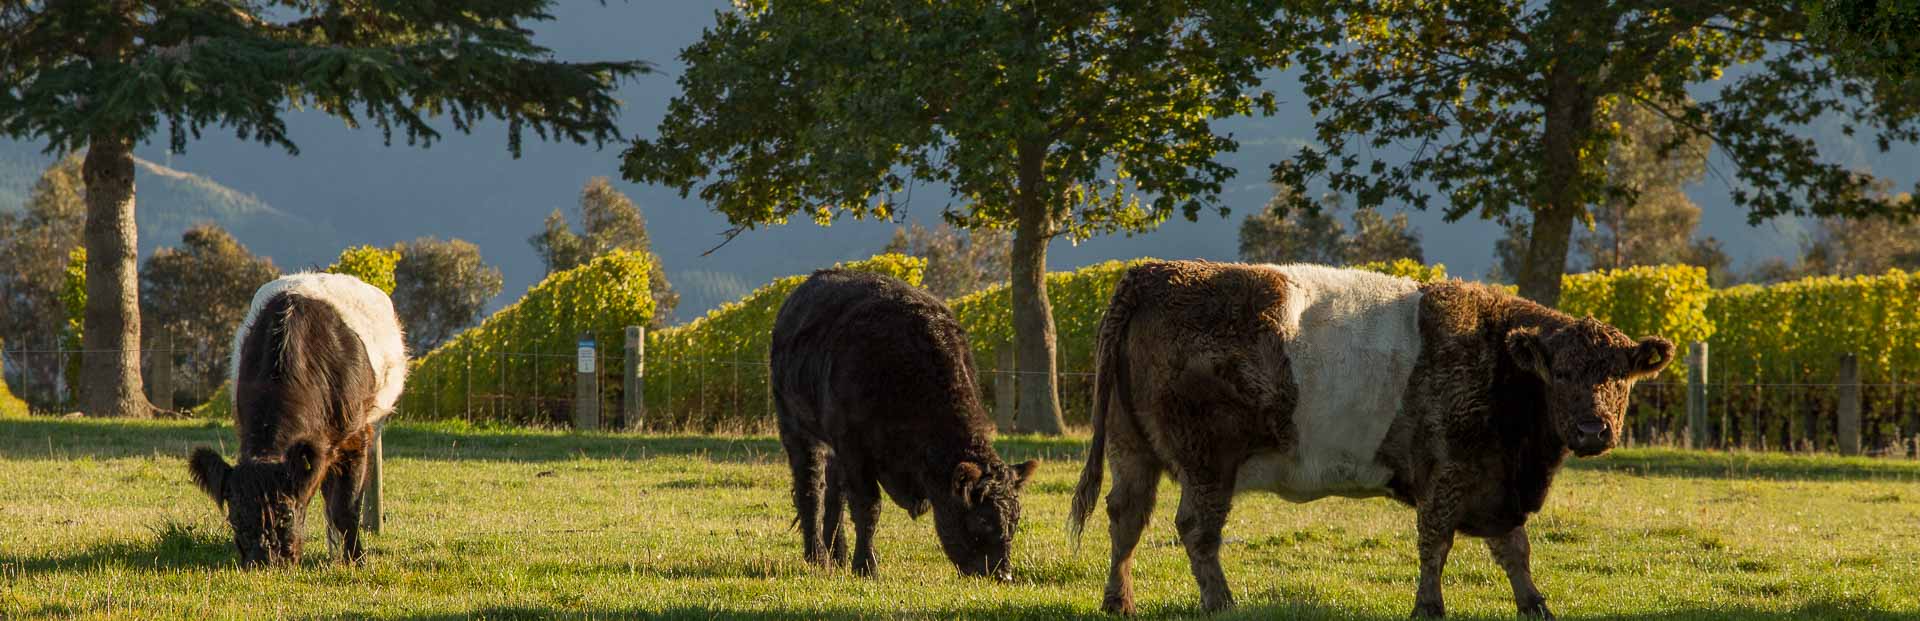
top-left (1069, 270), bottom-right (1141, 551)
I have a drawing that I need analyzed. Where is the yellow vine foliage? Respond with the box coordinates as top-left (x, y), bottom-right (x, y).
top-left (640, 254), bottom-right (925, 432)
top-left (402, 250), bottom-right (657, 424)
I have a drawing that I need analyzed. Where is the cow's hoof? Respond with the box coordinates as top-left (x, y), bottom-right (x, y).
top-left (851, 556), bottom-right (877, 578)
top-left (1411, 602), bottom-right (1446, 618)
top-left (1100, 594), bottom-right (1136, 616)
top-left (1518, 602), bottom-right (1553, 619)
top-left (1200, 592), bottom-right (1235, 613)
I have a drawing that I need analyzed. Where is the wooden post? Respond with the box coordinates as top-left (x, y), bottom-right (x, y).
top-left (574, 334), bottom-right (599, 431)
top-left (625, 326), bottom-right (645, 432)
top-left (1687, 342), bottom-right (1709, 450)
top-left (1837, 352), bottom-right (1861, 456)
top-left (994, 345), bottom-right (1016, 432)
top-left (361, 420), bottom-right (383, 533)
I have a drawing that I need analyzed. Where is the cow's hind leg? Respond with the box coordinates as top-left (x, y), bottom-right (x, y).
top-left (781, 432), bottom-right (832, 567)
top-left (1102, 450), bottom-right (1163, 616)
top-left (1487, 525), bottom-right (1552, 618)
top-left (1174, 474), bottom-right (1236, 613)
top-left (322, 440), bottom-right (370, 565)
top-left (842, 457), bottom-right (884, 577)
top-left (822, 456), bottom-right (849, 566)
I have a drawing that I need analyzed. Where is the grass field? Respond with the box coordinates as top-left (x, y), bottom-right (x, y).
top-left (4, 418), bottom-right (1920, 620)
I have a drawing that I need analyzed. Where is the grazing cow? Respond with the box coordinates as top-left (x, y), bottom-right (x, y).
top-left (771, 269), bottom-right (1038, 580)
top-left (188, 273), bottom-right (407, 567)
top-left (1069, 261), bottom-right (1672, 617)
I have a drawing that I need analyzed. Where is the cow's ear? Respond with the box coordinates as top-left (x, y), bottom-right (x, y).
top-left (285, 441), bottom-right (325, 493)
top-left (952, 462), bottom-right (984, 507)
top-left (1631, 336), bottom-right (1675, 378)
top-left (1505, 328), bottom-right (1551, 379)
top-left (1011, 460), bottom-right (1039, 491)
top-left (188, 447), bottom-right (232, 505)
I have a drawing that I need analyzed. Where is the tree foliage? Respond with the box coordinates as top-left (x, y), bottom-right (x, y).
top-left (326, 245), bottom-right (399, 296)
top-left (138, 224), bottom-right (278, 405)
top-left (1238, 185), bottom-right (1422, 266)
top-left (624, 0), bottom-right (1292, 434)
top-left (0, 154), bottom-right (81, 352)
top-left (529, 177), bottom-right (677, 325)
top-left (0, 0), bottom-right (648, 417)
top-left (1275, 0), bottom-right (1920, 304)
top-left (393, 237), bottom-right (505, 354)
top-left (881, 223), bottom-right (1010, 299)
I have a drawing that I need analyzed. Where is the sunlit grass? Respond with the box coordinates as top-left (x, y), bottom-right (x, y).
top-left (3, 417), bottom-right (1919, 619)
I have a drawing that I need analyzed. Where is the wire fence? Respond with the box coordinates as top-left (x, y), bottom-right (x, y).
top-left (7, 340), bottom-right (1920, 458)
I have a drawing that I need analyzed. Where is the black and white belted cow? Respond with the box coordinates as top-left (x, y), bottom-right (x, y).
top-left (1069, 260), bottom-right (1673, 618)
top-left (187, 272), bottom-right (407, 567)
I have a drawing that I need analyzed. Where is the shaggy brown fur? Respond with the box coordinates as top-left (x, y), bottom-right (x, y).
top-left (771, 269), bottom-right (1038, 580)
top-left (1070, 261), bottom-right (1673, 618)
top-left (188, 293), bottom-right (381, 568)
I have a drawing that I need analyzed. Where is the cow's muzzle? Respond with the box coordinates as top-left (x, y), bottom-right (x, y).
top-left (1570, 420), bottom-right (1611, 456)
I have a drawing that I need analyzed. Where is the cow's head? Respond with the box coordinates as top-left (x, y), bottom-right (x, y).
top-left (934, 459), bottom-right (1038, 581)
top-left (188, 442), bottom-right (324, 568)
top-left (1507, 318), bottom-right (1673, 456)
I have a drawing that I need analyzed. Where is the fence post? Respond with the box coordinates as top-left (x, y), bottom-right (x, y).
top-left (625, 326), bottom-right (645, 432)
top-left (361, 420), bottom-right (383, 533)
top-left (994, 345), bottom-right (1016, 432)
top-left (150, 327), bottom-right (175, 413)
top-left (1687, 342), bottom-right (1709, 449)
top-left (1837, 352), bottom-right (1860, 456)
top-left (575, 333), bottom-right (600, 431)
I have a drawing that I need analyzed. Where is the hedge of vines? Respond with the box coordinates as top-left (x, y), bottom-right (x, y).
top-left (1705, 270), bottom-right (1920, 453)
top-left (324, 245), bottom-right (399, 295)
top-left (639, 254), bottom-right (924, 432)
top-left (947, 259), bottom-right (1152, 427)
top-left (401, 250), bottom-right (656, 425)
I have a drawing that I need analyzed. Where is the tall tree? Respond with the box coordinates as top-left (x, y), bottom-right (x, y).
top-left (0, 155), bottom-right (83, 408)
top-left (1580, 101), bottom-right (1710, 270)
top-left (1345, 209), bottom-right (1425, 265)
top-left (882, 223), bottom-right (1011, 299)
top-left (1238, 185), bottom-right (1422, 265)
top-left (393, 237), bottom-right (505, 354)
top-left (0, 2), bottom-right (648, 417)
top-left (1799, 188), bottom-right (1920, 276)
top-left (139, 224), bottom-right (278, 405)
top-left (1276, 1), bottom-right (1920, 305)
top-left (625, 2), bottom-right (1290, 433)
top-left (1239, 186), bottom-right (1346, 265)
top-left (527, 177), bottom-right (678, 325)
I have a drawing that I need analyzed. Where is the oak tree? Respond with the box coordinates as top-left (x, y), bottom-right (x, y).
top-left (1276, 1), bottom-right (1920, 305)
top-left (625, 1), bottom-right (1290, 432)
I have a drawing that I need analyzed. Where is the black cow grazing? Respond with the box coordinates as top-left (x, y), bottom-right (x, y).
top-left (188, 273), bottom-right (408, 568)
top-left (1069, 261), bottom-right (1673, 617)
top-left (771, 269), bottom-right (1038, 580)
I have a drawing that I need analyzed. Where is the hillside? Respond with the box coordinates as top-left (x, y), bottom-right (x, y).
top-left (0, 141), bottom-right (343, 269)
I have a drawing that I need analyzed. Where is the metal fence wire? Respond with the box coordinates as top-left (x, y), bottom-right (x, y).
top-left (6, 339), bottom-right (1919, 457)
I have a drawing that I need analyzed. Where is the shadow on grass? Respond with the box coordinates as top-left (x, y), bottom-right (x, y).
top-left (5, 417), bottom-right (1916, 481)
top-left (8, 519), bottom-right (234, 573)
top-left (0, 418), bottom-right (1093, 465)
top-left (287, 599), bottom-right (1918, 621)
top-left (1569, 448), bottom-right (1920, 482)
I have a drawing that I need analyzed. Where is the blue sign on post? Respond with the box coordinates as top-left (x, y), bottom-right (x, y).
top-left (577, 338), bottom-right (596, 374)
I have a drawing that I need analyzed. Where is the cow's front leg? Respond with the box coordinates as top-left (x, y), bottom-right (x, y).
top-left (1174, 478), bottom-right (1236, 613)
top-left (1412, 473), bottom-right (1463, 618)
top-left (842, 459), bottom-right (884, 577)
top-left (1487, 525), bottom-right (1552, 618)
top-left (322, 442), bottom-right (370, 565)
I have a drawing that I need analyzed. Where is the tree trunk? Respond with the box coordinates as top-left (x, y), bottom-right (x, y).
top-left (80, 135), bottom-right (152, 418)
top-left (1516, 57), bottom-right (1596, 306)
top-left (1010, 142), bottom-right (1064, 435)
